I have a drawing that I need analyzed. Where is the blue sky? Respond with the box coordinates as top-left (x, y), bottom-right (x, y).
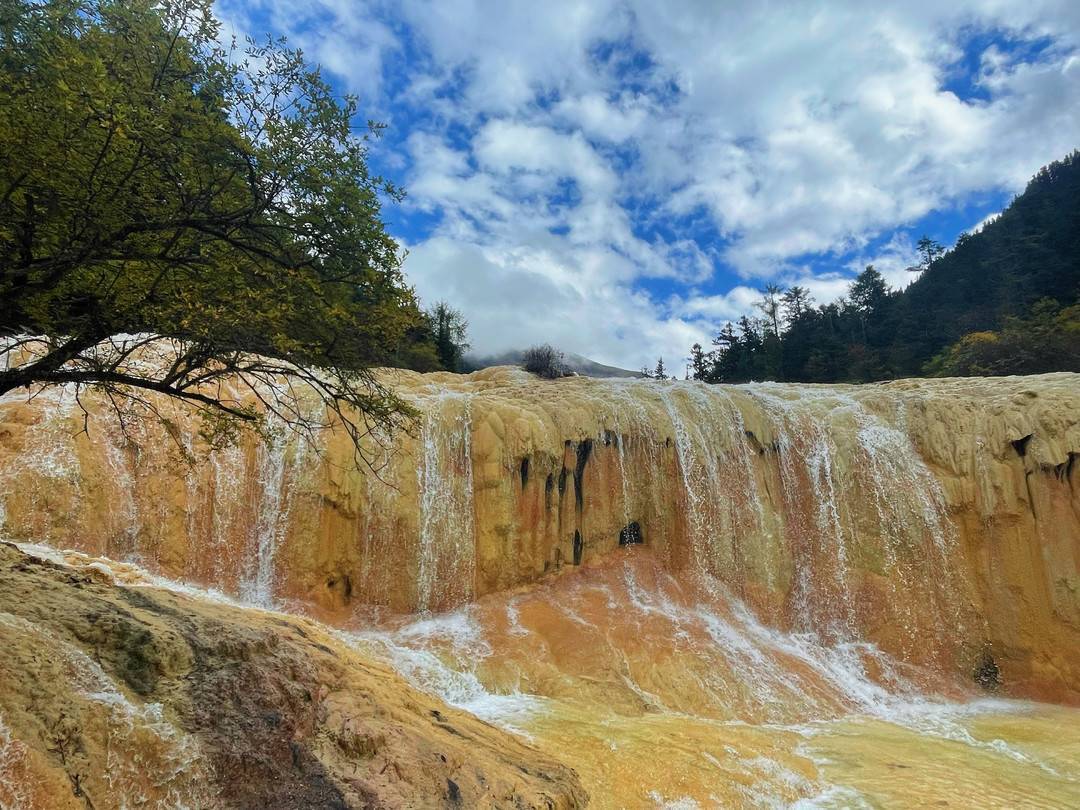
top-left (219, 0), bottom-right (1080, 371)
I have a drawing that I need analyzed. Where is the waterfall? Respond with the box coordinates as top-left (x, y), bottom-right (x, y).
top-left (240, 425), bottom-right (293, 607)
top-left (101, 421), bottom-right (142, 560)
top-left (743, 384), bottom-right (966, 652)
top-left (852, 403), bottom-right (965, 656)
top-left (2, 366), bottom-right (1078, 808)
top-left (745, 384), bottom-right (861, 638)
top-left (660, 384), bottom-right (724, 576)
top-left (0, 384), bottom-right (81, 542)
top-left (0, 365), bottom-right (1074, 675)
top-left (204, 442), bottom-right (246, 585)
top-left (659, 382), bottom-right (765, 589)
top-left (604, 381), bottom-right (654, 530)
top-left (415, 391), bottom-right (476, 613)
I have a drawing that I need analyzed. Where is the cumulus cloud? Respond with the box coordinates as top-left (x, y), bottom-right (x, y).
top-left (219, 0), bottom-right (1080, 369)
top-left (403, 237), bottom-right (710, 367)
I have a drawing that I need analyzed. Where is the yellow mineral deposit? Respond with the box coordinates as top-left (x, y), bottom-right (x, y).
top-left (1, 364), bottom-right (1078, 807)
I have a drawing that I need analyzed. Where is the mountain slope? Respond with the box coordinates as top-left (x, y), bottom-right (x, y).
top-left (890, 150), bottom-right (1080, 371)
top-left (694, 149), bottom-right (1080, 384)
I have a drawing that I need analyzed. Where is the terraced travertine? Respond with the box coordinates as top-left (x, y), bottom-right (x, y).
top-left (1, 367), bottom-right (1078, 699)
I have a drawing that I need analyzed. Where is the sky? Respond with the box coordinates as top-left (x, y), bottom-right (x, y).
top-left (218, 0), bottom-right (1080, 372)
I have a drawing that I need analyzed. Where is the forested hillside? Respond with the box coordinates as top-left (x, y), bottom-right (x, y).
top-left (687, 151), bottom-right (1080, 382)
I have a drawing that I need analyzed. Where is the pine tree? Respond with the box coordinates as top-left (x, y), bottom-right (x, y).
top-left (756, 284), bottom-right (783, 336)
top-left (710, 324), bottom-right (737, 382)
top-left (426, 301), bottom-right (470, 372)
top-left (688, 343), bottom-right (711, 380)
top-left (916, 236), bottom-right (945, 270)
top-left (849, 266), bottom-right (888, 314)
top-left (781, 286), bottom-right (814, 327)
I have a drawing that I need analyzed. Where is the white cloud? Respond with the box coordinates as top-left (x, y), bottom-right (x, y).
top-left (972, 211), bottom-right (1002, 233)
top-left (220, 0), bottom-right (1080, 368)
top-left (404, 237), bottom-right (710, 369)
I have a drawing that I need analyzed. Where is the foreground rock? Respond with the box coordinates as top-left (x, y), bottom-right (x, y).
top-left (0, 543), bottom-right (586, 809)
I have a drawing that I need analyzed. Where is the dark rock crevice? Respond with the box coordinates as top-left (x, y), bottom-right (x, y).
top-left (573, 439), bottom-right (593, 512)
top-left (1011, 434), bottom-right (1033, 457)
top-left (974, 648), bottom-right (1002, 691)
top-left (618, 522), bottom-right (643, 546)
top-left (744, 430), bottom-right (766, 455)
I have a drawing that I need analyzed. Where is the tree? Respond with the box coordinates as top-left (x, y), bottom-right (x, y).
top-left (682, 150), bottom-right (1080, 383)
top-left (781, 286), bottom-right (814, 328)
top-left (736, 316), bottom-right (762, 352)
top-left (848, 266), bottom-right (889, 316)
top-left (652, 357), bottom-right (668, 379)
top-left (522, 344), bottom-right (566, 379)
top-left (916, 236), bottom-right (945, 270)
top-left (426, 301), bottom-right (470, 372)
top-left (688, 343), bottom-right (710, 381)
top-left (756, 284), bottom-right (783, 336)
top-left (0, 0), bottom-right (423, 463)
top-left (712, 323), bottom-right (739, 352)
top-left (711, 323), bottom-right (740, 382)
top-left (927, 298), bottom-right (1080, 376)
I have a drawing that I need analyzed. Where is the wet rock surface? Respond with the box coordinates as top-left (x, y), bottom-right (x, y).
top-left (1, 368), bottom-right (1079, 700)
top-left (0, 543), bottom-right (587, 809)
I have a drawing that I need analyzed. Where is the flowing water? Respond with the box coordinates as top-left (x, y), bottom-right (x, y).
top-left (0, 608), bottom-right (212, 809)
top-left (415, 390), bottom-right (477, 612)
top-left (342, 379), bottom-right (1080, 807)
top-left (2, 373), bottom-right (1080, 807)
top-left (349, 549), bottom-right (1080, 808)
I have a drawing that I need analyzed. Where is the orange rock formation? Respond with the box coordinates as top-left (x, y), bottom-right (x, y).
top-left (0, 542), bottom-right (586, 809)
top-left (1, 368), bottom-right (1078, 700)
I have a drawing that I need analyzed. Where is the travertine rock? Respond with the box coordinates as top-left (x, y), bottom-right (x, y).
top-left (0, 542), bottom-right (587, 809)
top-left (1, 368), bottom-right (1078, 700)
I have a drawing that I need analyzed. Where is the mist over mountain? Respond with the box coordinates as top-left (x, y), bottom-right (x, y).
top-left (463, 349), bottom-right (645, 378)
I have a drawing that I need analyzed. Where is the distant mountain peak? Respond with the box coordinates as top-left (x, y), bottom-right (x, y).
top-left (463, 349), bottom-right (644, 378)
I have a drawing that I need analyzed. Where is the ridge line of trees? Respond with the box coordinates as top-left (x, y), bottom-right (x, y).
top-left (685, 150), bottom-right (1080, 383)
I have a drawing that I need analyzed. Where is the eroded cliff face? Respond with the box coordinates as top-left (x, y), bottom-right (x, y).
top-left (0, 542), bottom-right (586, 810)
top-left (0, 369), bottom-right (1077, 700)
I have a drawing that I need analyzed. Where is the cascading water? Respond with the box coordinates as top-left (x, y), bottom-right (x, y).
top-left (738, 383), bottom-right (970, 657)
top-left (744, 384), bottom-right (860, 639)
top-left (239, 420), bottom-right (309, 607)
top-left (603, 380), bottom-right (659, 532)
top-left (199, 441), bottom-right (246, 586)
top-left (659, 383), bottom-right (768, 590)
top-left (415, 390), bottom-right (476, 613)
top-left (2, 367), bottom-right (1079, 807)
top-left (0, 384), bottom-right (81, 543)
top-left (348, 548), bottom-right (1080, 808)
